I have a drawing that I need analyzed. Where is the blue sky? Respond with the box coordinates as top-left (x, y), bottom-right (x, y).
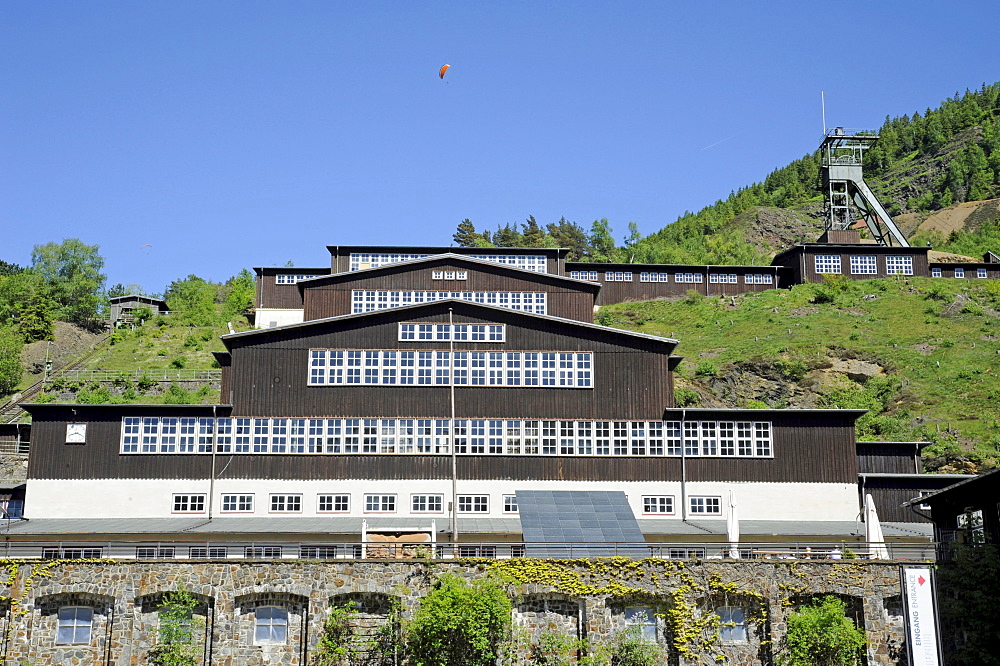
top-left (3, 1), bottom-right (997, 293)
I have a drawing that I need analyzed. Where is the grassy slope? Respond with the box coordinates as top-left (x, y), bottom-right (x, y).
top-left (599, 277), bottom-right (1000, 468)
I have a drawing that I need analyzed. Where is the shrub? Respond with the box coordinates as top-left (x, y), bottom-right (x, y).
top-left (170, 356), bottom-right (187, 369)
top-left (779, 596), bottom-right (865, 666)
top-left (608, 626), bottom-right (663, 666)
top-left (406, 573), bottom-right (512, 666)
top-left (694, 360), bottom-right (717, 378)
top-left (674, 387), bottom-right (700, 407)
top-left (148, 586), bottom-right (200, 666)
top-left (137, 372), bottom-right (158, 392)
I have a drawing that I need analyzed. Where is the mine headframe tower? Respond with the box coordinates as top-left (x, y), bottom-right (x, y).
top-left (820, 128), bottom-right (909, 247)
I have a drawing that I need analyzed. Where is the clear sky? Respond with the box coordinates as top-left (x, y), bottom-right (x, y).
top-left (3, 1), bottom-right (997, 293)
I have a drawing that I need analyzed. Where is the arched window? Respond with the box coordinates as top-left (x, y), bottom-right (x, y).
top-left (57, 607), bottom-right (93, 645)
top-left (254, 606), bottom-right (288, 645)
top-left (716, 606), bottom-right (747, 642)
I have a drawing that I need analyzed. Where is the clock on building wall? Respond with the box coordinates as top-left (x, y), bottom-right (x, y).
top-left (65, 423), bottom-right (87, 444)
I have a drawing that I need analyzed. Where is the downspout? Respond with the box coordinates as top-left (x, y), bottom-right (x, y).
top-left (680, 408), bottom-right (687, 522)
top-left (449, 308), bottom-right (458, 547)
top-left (207, 405), bottom-right (217, 520)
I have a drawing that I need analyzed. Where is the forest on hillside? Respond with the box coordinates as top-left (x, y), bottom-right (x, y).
top-left (451, 83), bottom-right (1000, 265)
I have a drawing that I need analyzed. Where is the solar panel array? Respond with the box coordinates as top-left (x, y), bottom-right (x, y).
top-left (516, 490), bottom-right (646, 557)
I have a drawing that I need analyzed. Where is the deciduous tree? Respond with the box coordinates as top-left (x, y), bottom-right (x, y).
top-left (30, 238), bottom-right (106, 326)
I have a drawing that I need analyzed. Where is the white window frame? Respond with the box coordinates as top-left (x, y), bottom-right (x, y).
top-left (397, 323), bottom-right (505, 342)
top-left (570, 271), bottom-right (599, 281)
top-left (639, 272), bottom-right (670, 283)
top-left (977, 268), bottom-right (988, 278)
top-left (411, 494), bottom-right (444, 513)
top-left (744, 273), bottom-right (774, 284)
top-left (57, 606), bottom-right (94, 645)
top-left (308, 350), bottom-right (593, 389)
top-left (221, 494), bottom-right (253, 513)
top-left (814, 254), bottom-right (842, 274)
top-left (318, 494), bottom-right (350, 513)
top-left (351, 290), bottom-right (547, 314)
top-left (275, 274), bottom-right (309, 284)
top-left (350, 252), bottom-right (548, 273)
top-left (269, 494), bottom-right (302, 513)
top-left (931, 267), bottom-right (942, 278)
top-left (364, 494), bottom-right (396, 513)
top-left (457, 495), bottom-right (489, 514)
top-left (675, 272), bottom-right (703, 283)
top-left (172, 494), bottom-right (206, 514)
top-left (850, 255), bottom-right (878, 275)
top-left (503, 495), bottom-right (518, 514)
top-left (604, 271), bottom-right (633, 282)
top-left (136, 546), bottom-right (175, 559)
top-left (954, 267), bottom-right (965, 278)
top-left (642, 496), bottom-right (674, 515)
top-left (689, 496), bottom-right (721, 515)
top-left (254, 606), bottom-right (288, 645)
top-left (189, 546), bottom-right (228, 558)
top-left (885, 255), bottom-right (914, 276)
top-left (717, 606), bottom-right (748, 642)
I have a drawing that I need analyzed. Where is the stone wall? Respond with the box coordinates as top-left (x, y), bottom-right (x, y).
top-left (0, 558), bottom-right (909, 665)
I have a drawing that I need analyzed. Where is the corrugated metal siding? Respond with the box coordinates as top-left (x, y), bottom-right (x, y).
top-left (857, 444), bottom-right (919, 474)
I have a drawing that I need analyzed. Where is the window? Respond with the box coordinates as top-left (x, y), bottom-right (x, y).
top-left (244, 546), bottom-right (282, 558)
top-left (270, 494), bottom-right (302, 513)
top-left (954, 267), bottom-right (965, 278)
top-left (189, 547), bottom-right (228, 558)
top-left (717, 607), bottom-right (747, 642)
top-left (458, 495), bottom-right (489, 513)
top-left (689, 496), bottom-right (721, 515)
top-left (318, 494), bottom-right (350, 512)
top-left (300, 546), bottom-right (339, 559)
top-left (639, 272), bottom-right (670, 282)
top-left (709, 273), bottom-right (738, 284)
top-left (744, 273), bottom-right (773, 284)
top-left (886, 255), bottom-right (914, 275)
top-left (350, 252), bottom-right (548, 273)
top-left (222, 494), bottom-right (254, 513)
top-left (309, 350), bottom-right (593, 388)
top-left (570, 271), bottom-right (599, 281)
top-left (254, 606), bottom-right (288, 645)
top-left (624, 607), bottom-right (657, 641)
top-left (977, 268), bottom-right (988, 278)
top-left (850, 255), bottom-right (877, 275)
top-left (172, 494), bottom-right (206, 513)
top-left (642, 496), bottom-right (674, 514)
top-left (398, 323), bottom-right (505, 342)
top-left (604, 271), bottom-right (633, 282)
top-left (365, 494), bottom-right (396, 512)
top-left (57, 607), bottom-right (93, 645)
top-left (351, 290), bottom-right (547, 314)
top-left (136, 547), bottom-right (175, 559)
top-left (675, 272), bottom-right (703, 283)
top-left (431, 270), bottom-right (468, 280)
top-left (411, 494), bottom-right (444, 513)
top-left (275, 274), bottom-right (309, 284)
top-left (503, 495), bottom-right (518, 514)
top-left (814, 254), bottom-right (841, 274)
top-left (931, 267), bottom-right (942, 278)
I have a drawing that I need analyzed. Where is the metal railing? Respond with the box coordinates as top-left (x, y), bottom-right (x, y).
top-left (0, 539), bottom-right (939, 562)
top-left (50, 369), bottom-right (221, 383)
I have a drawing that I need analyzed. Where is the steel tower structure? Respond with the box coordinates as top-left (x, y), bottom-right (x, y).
top-left (820, 128), bottom-right (909, 247)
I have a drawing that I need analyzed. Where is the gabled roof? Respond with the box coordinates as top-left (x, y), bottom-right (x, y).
top-left (296, 253), bottom-right (600, 291)
top-left (108, 294), bottom-right (167, 306)
top-left (221, 298), bottom-right (677, 350)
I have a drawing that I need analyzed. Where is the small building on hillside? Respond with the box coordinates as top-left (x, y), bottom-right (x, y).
top-left (108, 295), bottom-right (168, 328)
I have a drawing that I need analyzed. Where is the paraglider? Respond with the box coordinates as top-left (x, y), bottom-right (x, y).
top-left (439, 64), bottom-right (451, 80)
top-left (141, 244), bottom-right (153, 248)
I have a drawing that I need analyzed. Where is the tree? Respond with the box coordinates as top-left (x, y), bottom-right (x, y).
top-left (0, 270), bottom-right (55, 342)
top-left (589, 218), bottom-right (618, 262)
top-left (779, 596), bottom-right (865, 666)
top-left (148, 587), bottom-right (200, 666)
top-left (453, 219), bottom-right (480, 247)
top-left (0, 260), bottom-right (23, 277)
top-left (622, 222), bottom-right (642, 263)
top-left (546, 217), bottom-right (592, 261)
top-left (223, 269), bottom-right (255, 318)
top-left (0, 327), bottom-right (24, 395)
top-left (492, 223), bottom-right (523, 248)
top-left (521, 216), bottom-right (546, 247)
top-left (30, 238), bottom-right (106, 326)
top-left (406, 574), bottom-right (512, 666)
top-left (165, 275), bottom-right (219, 326)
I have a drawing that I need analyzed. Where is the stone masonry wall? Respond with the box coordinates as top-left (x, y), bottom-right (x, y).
top-left (0, 559), bottom-right (909, 665)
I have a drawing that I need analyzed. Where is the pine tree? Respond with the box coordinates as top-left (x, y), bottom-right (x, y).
top-left (453, 219), bottom-right (480, 247)
top-left (521, 216), bottom-right (546, 247)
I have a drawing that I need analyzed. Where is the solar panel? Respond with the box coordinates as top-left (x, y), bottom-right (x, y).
top-left (516, 490), bottom-right (647, 557)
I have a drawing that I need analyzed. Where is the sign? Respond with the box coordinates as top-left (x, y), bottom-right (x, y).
top-left (903, 567), bottom-right (940, 666)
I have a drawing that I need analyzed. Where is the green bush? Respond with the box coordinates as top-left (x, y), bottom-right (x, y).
top-left (406, 573), bottom-right (512, 666)
top-left (170, 356), bottom-right (187, 369)
top-left (674, 387), bottom-right (700, 407)
top-left (779, 596), bottom-right (865, 666)
top-left (694, 360), bottom-right (717, 377)
top-left (148, 586), bottom-right (200, 666)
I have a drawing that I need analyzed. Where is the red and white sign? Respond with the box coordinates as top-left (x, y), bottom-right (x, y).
top-left (903, 567), bottom-right (940, 666)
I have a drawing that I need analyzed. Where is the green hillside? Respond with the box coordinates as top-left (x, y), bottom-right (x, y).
top-left (599, 276), bottom-right (1000, 471)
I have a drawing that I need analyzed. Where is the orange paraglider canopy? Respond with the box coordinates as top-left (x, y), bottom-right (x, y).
top-left (439, 64), bottom-right (451, 79)
top-left (141, 244), bottom-right (153, 247)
